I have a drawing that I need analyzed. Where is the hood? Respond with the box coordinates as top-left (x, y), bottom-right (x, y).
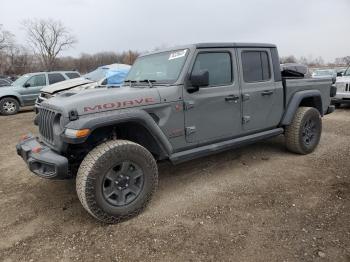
top-left (41, 77), bottom-right (94, 94)
top-left (43, 86), bottom-right (161, 117)
top-left (0, 86), bottom-right (15, 94)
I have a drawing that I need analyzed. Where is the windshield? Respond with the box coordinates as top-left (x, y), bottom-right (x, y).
top-left (11, 74), bottom-right (31, 86)
top-left (83, 67), bottom-right (108, 82)
top-left (344, 67), bottom-right (350, 76)
top-left (125, 49), bottom-right (188, 83)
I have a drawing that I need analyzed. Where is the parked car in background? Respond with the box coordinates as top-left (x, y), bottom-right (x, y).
top-left (35, 64), bottom-right (131, 107)
top-left (0, 78), bottom-right (12, 87)
top-left (0, 71), bottom-right (80, 115)
top-left (312, 69), bottom-right (336, 79)
top-left (332, 66), bottom-right (350, 106)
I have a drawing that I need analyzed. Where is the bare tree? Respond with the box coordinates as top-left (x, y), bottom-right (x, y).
top-left (0, 24), bottom-right (14, 51)
top-left (280, 55), bottom-right (297, 64)
top-left (335, 56), bottom-right (350, 66)
top-left (22, 19), bottom-right (76, 70)
top-left (6, 45), bottom-right (32, 75)
top-left (122, 50), bottom-right (139, 65)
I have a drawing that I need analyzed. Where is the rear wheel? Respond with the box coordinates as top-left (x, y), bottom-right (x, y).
top-left (76, 140), bottom-right (158, 223)
top-left (0, 97), bottom-right (19, 115)
top-left (285, 107), bottom-right (322, 154)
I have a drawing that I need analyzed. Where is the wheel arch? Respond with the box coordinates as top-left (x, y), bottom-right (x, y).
top-left (0, 95), bottom-right (23, 106)
top-left (64, 109), bottom-right (173, 160)
top-left (280, 90), bottom-right (323, 126)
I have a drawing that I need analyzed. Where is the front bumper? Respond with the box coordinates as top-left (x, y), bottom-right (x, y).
top-left (16, 135), bottom-right (70, 180)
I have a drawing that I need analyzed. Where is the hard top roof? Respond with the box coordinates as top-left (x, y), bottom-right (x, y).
top-left (140, 42), bottom-right (276, 57)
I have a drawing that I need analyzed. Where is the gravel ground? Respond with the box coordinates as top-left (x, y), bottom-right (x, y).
top-left (0, 108), bottom-right (349, 262)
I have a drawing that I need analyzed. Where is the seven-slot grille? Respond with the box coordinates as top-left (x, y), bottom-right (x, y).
top-left (38, 108), bottom-right (56, 144)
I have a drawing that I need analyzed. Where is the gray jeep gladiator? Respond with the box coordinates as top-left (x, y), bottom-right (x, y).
top-left (16, 43), bottom-right (336, 223)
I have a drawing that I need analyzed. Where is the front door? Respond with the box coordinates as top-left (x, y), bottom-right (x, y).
top-left (183, 49), bottom-right (242, 144)
top-left (237, 48), bottom-right (284, 132)
top-left (18, 74), bottom-right (47, 105)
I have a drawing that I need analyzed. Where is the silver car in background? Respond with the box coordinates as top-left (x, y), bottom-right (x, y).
top-left (36, 63), bottom-right (131, 107)
top-left (312, 69), bottom-right (336, 79)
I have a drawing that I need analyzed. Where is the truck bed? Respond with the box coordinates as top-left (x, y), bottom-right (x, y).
top-left (284, 77), bottom-right (332, 114)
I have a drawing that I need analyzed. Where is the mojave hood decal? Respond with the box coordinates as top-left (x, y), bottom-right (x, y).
top-left (44, 86), bottom-right (161, 116)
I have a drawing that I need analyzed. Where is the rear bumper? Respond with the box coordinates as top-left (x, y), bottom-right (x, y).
top-left (16, 135), bottom-right (70, 180)
top-left (331, 97), bottom-right (350, 105)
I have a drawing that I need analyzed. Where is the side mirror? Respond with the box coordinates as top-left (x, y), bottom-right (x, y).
top-left (337, 72), bottom-right (343, 77)
top-left (188, 70), bottom-right (209, 92)
top-left (24, 83), bottom-right (30, 88)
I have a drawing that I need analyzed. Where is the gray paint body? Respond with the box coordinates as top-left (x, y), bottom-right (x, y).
top-left (36, 43), bottom-right (333, 164)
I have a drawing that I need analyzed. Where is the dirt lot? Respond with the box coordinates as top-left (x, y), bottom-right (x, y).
top-left (0, 108), bottom-right (349, 262)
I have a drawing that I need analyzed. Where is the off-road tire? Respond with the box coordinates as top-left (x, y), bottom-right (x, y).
top-left (285, 107), bottom-right (322, 155)
top-left (76, 140), bottom-right (158, 224)
top-left (0, 97), bottom-right (19, 115)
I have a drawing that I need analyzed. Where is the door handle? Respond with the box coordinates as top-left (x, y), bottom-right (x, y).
top-left (261, 90), bottom-right (273, 96)
top-left (225, 95), bottom-right (240, 102)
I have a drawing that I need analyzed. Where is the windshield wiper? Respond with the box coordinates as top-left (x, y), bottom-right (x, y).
top-left (124, 80), bottom-right (137, 87)
top-left (138, 79), bottom-right (156, 88)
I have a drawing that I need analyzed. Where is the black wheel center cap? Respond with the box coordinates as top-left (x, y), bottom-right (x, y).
top-left (102, 161), bottom-right (145, 206)
top-left (115, 175), bottom-right (130, 189)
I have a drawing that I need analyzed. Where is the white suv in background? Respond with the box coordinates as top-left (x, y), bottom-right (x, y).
top-left (332, 66), bottom-right (350, 106)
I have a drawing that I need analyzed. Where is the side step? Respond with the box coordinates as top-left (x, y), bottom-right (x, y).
top-left (169, 128), bottom-right (284, 164)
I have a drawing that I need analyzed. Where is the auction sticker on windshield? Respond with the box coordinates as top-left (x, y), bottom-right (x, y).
top-left (169, 50), bottom-right (187, 60)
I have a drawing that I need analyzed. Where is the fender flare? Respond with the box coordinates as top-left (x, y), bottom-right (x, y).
top-left (280, 90), bottom-right (323, 126)
top-left (0, 92), bottom-right (24, 106)
top-left (64, 109), bottom-right (173, 156)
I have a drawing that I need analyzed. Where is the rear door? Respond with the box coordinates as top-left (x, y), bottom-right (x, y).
top-left (237, 48), bottom-right (283, 131)
top-left (183, 49), bottom-right (242, 144)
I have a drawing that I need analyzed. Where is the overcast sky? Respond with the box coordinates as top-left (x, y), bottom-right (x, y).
top-left (1, 0), bottom-right (349, 62)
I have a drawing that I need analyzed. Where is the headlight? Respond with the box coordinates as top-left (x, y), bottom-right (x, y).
top-left (64, 128), bottom-right (90, 138)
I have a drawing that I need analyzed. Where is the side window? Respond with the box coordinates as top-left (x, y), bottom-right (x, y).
top-left (191, 52), bottom-right (232, 86)
top-left (65, 72), bottom-right (80, 79)
top-left (241, 51), bottom-right (271, 82)
top-left (26, 74), bottom-right (46, 87)
top-left (48, 73), bottom-right (66, 84)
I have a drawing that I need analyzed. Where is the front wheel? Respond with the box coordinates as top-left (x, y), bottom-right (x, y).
top-left (285, 107), bottom-right (322, 154)
top-left (0, 97), bottom-right (19, 115)
top-left (76, 140), bottom-right (158, 223)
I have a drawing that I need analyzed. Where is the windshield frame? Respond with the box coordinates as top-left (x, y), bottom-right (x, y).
top-left (344, 67), bottom-right (350, 76)
top-left (125, 49), bottom-right (190, 85)
top-left (11, 74), bottom-right (32, 87)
